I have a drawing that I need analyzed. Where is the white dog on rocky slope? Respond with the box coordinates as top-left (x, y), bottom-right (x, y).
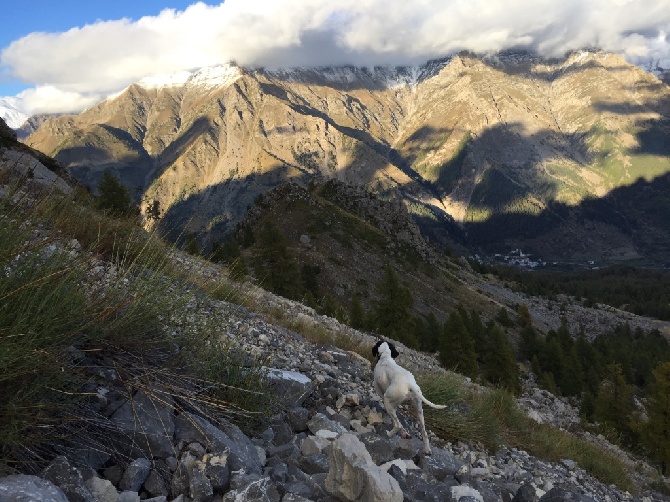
top-left (372, 340), bottom-right (447, 455)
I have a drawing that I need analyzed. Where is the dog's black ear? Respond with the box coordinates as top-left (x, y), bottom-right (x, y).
top-left (372, 340), bottom-right (383, 358)
top-left (388, 342), bottom-right (399, 359)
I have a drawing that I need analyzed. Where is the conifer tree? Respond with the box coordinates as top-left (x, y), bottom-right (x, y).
top-left (594, 363), bottom-right (636, 444)
top-left (481, 321), bottom-right (520, 394)
top-left (419, 312), bottom-right (441, 352)
top-left (439, 310), bottom-right (478, 379)
top-left (519, 324), bottom-right (541, 362)
top-left (253, 221), bottom-right (303, 300)
top-left (348, 293), bottom-right (367, 330)
top-left (643, 362), bottom-right (670, 474)
top-left (185, 233), bottom-right (200, 256)
top-left (96, 171), bottom-right (135, 217)
top-left (372, 264), bottom-right (417, 348)
top-left (516, 303), bottom-right (533, 328)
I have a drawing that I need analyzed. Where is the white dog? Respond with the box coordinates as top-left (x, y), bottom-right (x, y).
top-left (372, 340), bottom-right (446, 455)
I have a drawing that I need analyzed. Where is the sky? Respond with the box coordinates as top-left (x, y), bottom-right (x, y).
top-left (1, 0), bottom-right (670, 120)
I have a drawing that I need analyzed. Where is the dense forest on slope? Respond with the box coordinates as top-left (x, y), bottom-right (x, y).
top-left (491, 264), bottom-right (670, 320)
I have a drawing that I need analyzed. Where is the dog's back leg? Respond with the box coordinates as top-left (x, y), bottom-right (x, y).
top-left (413, 398), bottom-right (432, 455)
top-left (383, 394), bottom-right (406, 438)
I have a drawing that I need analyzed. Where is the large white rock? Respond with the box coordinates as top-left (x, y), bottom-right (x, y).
top-left (326, 433), bottom-right (403, 502)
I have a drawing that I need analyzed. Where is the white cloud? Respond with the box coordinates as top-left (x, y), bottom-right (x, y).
top-left (2, 0), bottom-right (670, 114)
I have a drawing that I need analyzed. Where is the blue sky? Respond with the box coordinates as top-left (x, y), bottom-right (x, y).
top-left (1, 0), bottom-right (669, 121)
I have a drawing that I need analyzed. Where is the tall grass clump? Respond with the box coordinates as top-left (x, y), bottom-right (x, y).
top-left (0, 173), bottom-right (273, 471)
top-left (420, 374), bottom-right (635, 493)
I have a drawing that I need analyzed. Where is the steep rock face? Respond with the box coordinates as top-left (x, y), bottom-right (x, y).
top-left (26, 52), bottom-right (670, 262)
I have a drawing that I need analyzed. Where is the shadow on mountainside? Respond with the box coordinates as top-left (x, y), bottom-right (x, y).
top-left (157, 163), bottom-right (310, 247)
top-left (155, 94), bottom-right (670, 264)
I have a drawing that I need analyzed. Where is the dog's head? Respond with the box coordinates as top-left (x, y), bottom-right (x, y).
top-left (372, 340), bottom-right (399, 360)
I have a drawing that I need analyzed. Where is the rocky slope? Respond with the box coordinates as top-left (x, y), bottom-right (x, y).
top-left (25, 50), bottom-right (670, 264)
top-left (0, 266), bottom-right (665, 501)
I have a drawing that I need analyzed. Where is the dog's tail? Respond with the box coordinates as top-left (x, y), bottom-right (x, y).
top-left (421, 394), bottom-right (447, 410)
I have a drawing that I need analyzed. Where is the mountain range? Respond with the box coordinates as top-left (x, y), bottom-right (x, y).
top-left (20, 49), bottom-right (670, 266)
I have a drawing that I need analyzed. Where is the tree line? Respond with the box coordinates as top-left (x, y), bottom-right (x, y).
top-left (492, 264), bottom-right (670, 321)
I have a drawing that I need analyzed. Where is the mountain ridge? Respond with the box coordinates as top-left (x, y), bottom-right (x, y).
top-left (23, 49), bottom-right (670, 264)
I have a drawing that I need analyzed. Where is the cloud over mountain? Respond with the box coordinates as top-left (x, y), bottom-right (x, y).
top-left (2, 0), bottom-right (670, 115)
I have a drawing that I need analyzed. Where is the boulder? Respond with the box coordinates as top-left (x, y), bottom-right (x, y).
top-left (222, 476), bottom-right (281, 502)
top-left (111, 391), bottom-right (175, 459)
top-left (418, 448), bottom-right (463, 480)
top-left (539, 487), bottom-right (597, 502)
top-left (326, 433), bottom-right (403, 502)
top-left (41, 455), bottom-right (95, 502)
top-left (265, 368), bottom-right (314, 407)
top-left (119, 458), bottom-right (151, 492)
top-left (85, 476), bottom-right (119, 502)
top-left (0, 474), bottom-right (69, 502)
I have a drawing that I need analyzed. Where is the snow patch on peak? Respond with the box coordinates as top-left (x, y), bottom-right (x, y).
top-left (263, 61), bottom-right (448, 89)
top-left (188, 64), bottom-right (242, 88)
top-left (0, 97), bottom-right (29, 129)
top-left (135, 64), bottom-right (242, 91)
top-left (137, 71), bottom-right (192, 90)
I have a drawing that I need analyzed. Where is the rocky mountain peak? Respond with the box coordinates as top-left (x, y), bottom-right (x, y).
top-left (23, 50), bottom-right (670, 265)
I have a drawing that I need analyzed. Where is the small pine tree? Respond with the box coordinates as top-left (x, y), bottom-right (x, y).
top-left (496, 307), bottom-right (513, 327)
top-left (348, 293), bottom-right (367, 330)
top-left (211, 238), bottom-right (241, 263)
top-left (642, 362), bottom-right (670, 474)
top-left (417, 312), bottom-right (441, 353)
top-left (439, 310), bottom-right (478, 379)
top-left (185, 233), bottom-right (200, 256)
top-left (253, 221), bottom-right (303, 300)
top-left (519, 324), bottom-right (541, 362)
top-left (516, 303), bottom-right (533, 328)
top-left (372, 264), bottom-right (417, 348)
top-left (96, 171), bottom-right (135, 217)
top-left (594, 363), bottom-right (636, 445)
top-left (481, 321), bottom-right (521, 394)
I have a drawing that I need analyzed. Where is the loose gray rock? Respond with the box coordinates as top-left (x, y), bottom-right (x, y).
top-left (286, 407), bottom-right (311, 432)
top-left (222, 476), bottom-right (281, 502)
top-left (0, 474), bottom-right (69, 502)
top-left (265, 368), bottom-right (314, 407)
top-left (174, 412), bottom-right (262, 474)
top-left (418, 448), bottom-right (463, 481)
top-left (118, 491), bottom-right (140, 502)
top-left (539, 487), bottom-right (597, 502)
top-left (514, 483), bottom-right (539, 502)
top-left (307, 413), bottom-right (347, 436)
top-left (119, 458), bottom-right (151, 492)
top-left (84, 476), bottom-right (119, 502)
top-left (111, 391), bottom-right (175, 459)
top-left (41, 455), bottom-right (95, 502)
top-left (189, 467), bottom-right (214, 502)
top-left (143, 469), bottom-right (169, 498)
